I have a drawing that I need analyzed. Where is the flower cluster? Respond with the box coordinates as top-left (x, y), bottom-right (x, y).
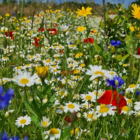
top-left (110, 40), bottom-right (121, 47)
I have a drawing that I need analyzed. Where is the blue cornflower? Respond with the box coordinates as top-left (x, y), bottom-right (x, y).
top-left (110, 40), bottom-right (121, 47)
top-left (0, 132), bottom-right (28, 140)
top-left (0, 86), bottom-right (14, 110)
top-left (116, 40), bottom-right (121, 46)
top-left (110, 40), bottom-right (117, 46)
top-left (106, 76), bottom-right (124, 88)
top-left (136, 91), bottom-right (140, 96)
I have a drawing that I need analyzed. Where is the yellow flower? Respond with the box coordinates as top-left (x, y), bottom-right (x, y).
top-left (77, 26), bottom-right (86, 32)
top-left (76, 7), bottom-right (92, 17)
top-left (36, 66), bottom-right (49, 78)
top-left (131, 4), bottom-right (140, 20)
top-left (5, 13), bottom-right (9, 17)
top-left (0, 16), bottom-right (2, 19)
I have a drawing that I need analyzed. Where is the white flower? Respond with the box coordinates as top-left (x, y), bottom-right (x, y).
top-left (41, 117), bottom-right (52, 128)
top-left (134, 55), bottom-right (140, 59)
top-left (14, 71), bottom-right (37, 87)
top-left (86, 65), bottom-right (111, 80)
top-left (44, 128), bottom-right (61, 140)
top-left (60, 24), bottom-right (69, 32)
top-left (15, 115), bottom-right (31, 128)
top-left (63, 102), bottom-right (80, 113)
top-left (134, 102), bottom-right (140, 111)
top-left (83, 110), bottom-right (97, 121)
top-left (96, 104), bottom-right (116, 117)
top-left (81, 92), bottom-right (95, 102)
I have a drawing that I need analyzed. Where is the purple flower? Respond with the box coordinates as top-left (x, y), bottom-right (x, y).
top-left (106, 76), bottom-right (124, 88)
top-left (0, 86), bottom-right (14, 110)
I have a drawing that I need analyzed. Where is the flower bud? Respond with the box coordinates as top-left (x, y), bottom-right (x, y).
top-left (115, 80), bottom-right (119, 87)
top-left (92, 114), bottom-right (97, 121)
top-left (36, 66), bottom-right (49, 79)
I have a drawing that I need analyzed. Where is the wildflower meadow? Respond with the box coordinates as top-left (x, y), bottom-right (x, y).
top-left (1, 1), bottom-right (140, 140)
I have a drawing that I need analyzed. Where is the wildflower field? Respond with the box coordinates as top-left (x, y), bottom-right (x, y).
top-left (1, 3), bottom-right (140, 140)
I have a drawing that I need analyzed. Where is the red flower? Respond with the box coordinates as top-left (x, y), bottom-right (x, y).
top-left (53, 23), bottom-right (57, 27)
top-left (32, 37), bottom-right (40, 47)
top-left (84, 38), bottom-right (94, 44)
top-left (38, 28), bottom-right (45, 32)
top-left (97, 90), bottom-right (127, 114)
top-left (62, 70), bottom-right (73, 76)
top-left (48, 28), bottom-right (57, 35)
top-left (65, 116), bottom-right (71, 123)
top-left (37, 14), bottom-right (40, 17)
top-left (65, 112), bottom-right (78, 123)
top-left (5, 31), bottom-right (14, 40)
top-left (137, 47), bottom-right (140, 55)
top-left (59, 50), bottom-right (64, 54)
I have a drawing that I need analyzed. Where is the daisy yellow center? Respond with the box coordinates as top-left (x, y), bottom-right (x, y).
top-left (46, 59), bottom-right (51, 63)
top-left (83, 105), bottom-right (88, 108)
top-left (110, 72), bottom-right (114, 75)
top-left (99, 104), bottom-right (109, 113)
top-left (85, 95), bottom-right (92, 100)
top-left (26, 64), bottom-right (30, 66)
top-left (122, 106), bottom-right (129, 112)
top-left (4, 79), bottom-right (8, 82)
top-left (42, 121), bottom-right (48, 126)
top-left (87, 114), bottom-right (92, 118)
top-left (67, 104), bottom-right (75, 109)
top-left (129, 84), bottom-right (136, 88)
top-left (49, 128), bottom-right (59, 135)
top-left (20, 78), bottom-right (29, 84)
top-left (3, 57), bottom-right (7, 59)
top-left (94, 71), bottom-right (104, 76)
top-left (20, 119), bottom-right (26, 124)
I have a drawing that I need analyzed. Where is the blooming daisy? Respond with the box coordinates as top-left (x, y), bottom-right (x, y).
top-left (41, 116), bottom-right (52, 128)
top-left (81, 92), bottom-right (95, 102)
top-left (96, 104), bottom-right (116, 117)
top-left (14, 71), bottom-right (37, 87)
top-left (63, 102), bottom-right (80, 113)
top-left (15, 115), bottom-right (31, 128)
top-left (44, 128), bottom-right (61, 140)
top-left (86, 65), bottom-right (111, 80)
top-left (83, 110), bottom-right (95, 121)
top-left (134, 102), bottom-right (140, 111)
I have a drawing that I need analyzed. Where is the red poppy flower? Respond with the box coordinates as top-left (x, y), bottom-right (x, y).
top-left (5, 31), bottom-right (14, 40)
top-left (137, 47), bottom-right (140, 55)
top-left (97, 90), bottom-right (127, 114)
top-left (37, 14), bottom-right (40, 17)
top-left (59, 50), bottom-right (64, 54)
top-left (32, 37), bottom-right (40, 47)
top-left (48, 28), bottom-right (57, 35)
top-left (84, 38), bottom-right (94, 44)
top-left (53, 23), bottom-right (57, 27)
top-left (38, 28), bottom-right (45, 32)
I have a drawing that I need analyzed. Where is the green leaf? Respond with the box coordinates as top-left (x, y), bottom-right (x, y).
top-left (94, 42), bottom-right (101, 53)
top-left (49, 93), bottom-right (56, 102)
top-left (120, 54), bottom-right (129, 61)
top-left (60, 125), bottom-right (71, 140)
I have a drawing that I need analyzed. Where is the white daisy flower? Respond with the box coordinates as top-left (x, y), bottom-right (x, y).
top-left (83, 110), bottom-right (96, 121)
top-left (86, 65), bottom-right (111, 80)
top-left (81, 92), bottom-right (95, 102)
top-left (63, 102), bottom-right (80, 113)
top-left (44, 128), bottom-right (61, 140)
top-left (41, 116), bottom-right (51, 128)
top-left (14, 71), bottom-right (37, 87)
top-left (96, 104), bottom-right (116, 117)
top-left (134, 102), bottom-right (140, 111)
top-left (15, 115), bottom-right (31, 128)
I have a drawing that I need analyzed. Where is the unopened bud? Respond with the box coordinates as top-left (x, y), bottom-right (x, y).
top-left (115, 80), bottom-right (119, 86)
top-left (137, 112), bottom-right (140, 117)
top-left (92, 114), bottom-right (97, 121)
